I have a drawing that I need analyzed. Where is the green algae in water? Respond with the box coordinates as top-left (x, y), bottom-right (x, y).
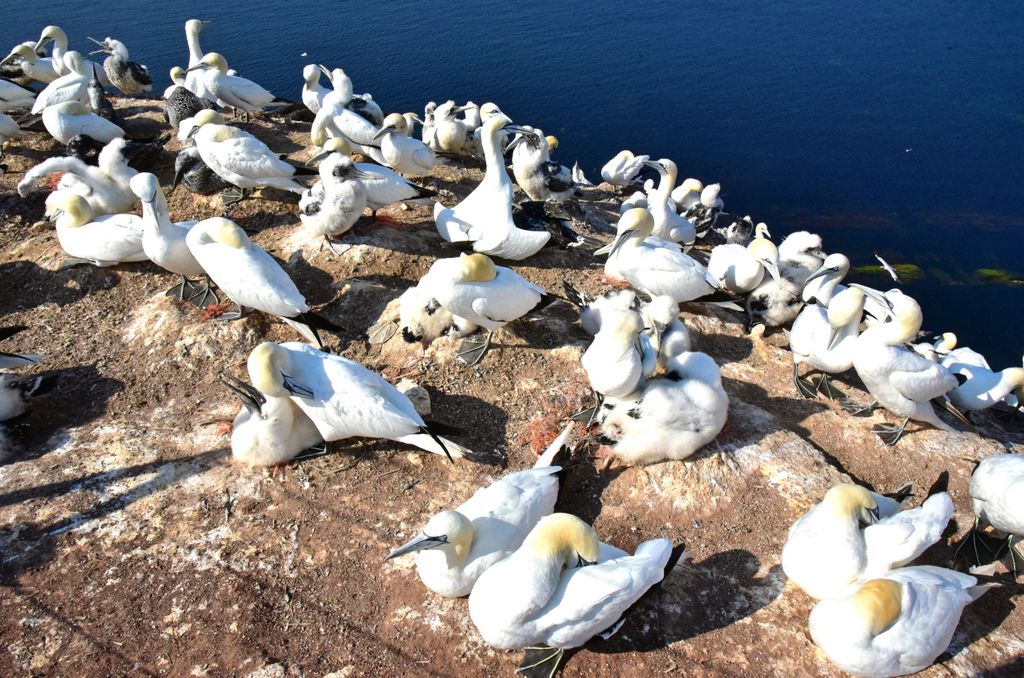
top-left (852, 263), bottom-right (925, 281)
top-left (975, 268), bottom-right (1024, 285)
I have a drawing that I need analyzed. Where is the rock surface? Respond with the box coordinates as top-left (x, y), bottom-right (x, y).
top-left (0, 99), bottom-right (1021, 676)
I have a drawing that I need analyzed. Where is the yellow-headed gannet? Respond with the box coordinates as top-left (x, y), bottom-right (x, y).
top-left (707, 223), bottom-right (781, 293)
top-left (374, 112), bottom-right (436, 176)
top-left (0, 43), bottom-right (59, 84)
top-left (601, 150), bottom-right (650, 187)
top-left (186, 52), bottom-right (278, 121)
top-left (642, 159), bottom-right (695, 245)
top-left (20, 137), bottom-right (138, 215)
top-left (42, 101), bottom-right (124, 145)
top-left (46, 192), bottom-right (146, 266)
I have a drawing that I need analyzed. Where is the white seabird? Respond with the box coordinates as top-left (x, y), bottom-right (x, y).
top-left (912, 331), bottom-right (957, 363)
top-left (942, 358), bottom-right (1024, 413)
top-left (777, 230), bottom-right (826, 285)
top-left (640, 294), bottom-right (693, 367)
top-left (0, 43), bottom-right (59, 84)
top-left (391, 280), bottom-right (479, 345)
top-left (323, 67), bottom-right (384, 127)
top-left (32, 26), bottom-right (111, 85)
top-left (601, 150), bottom-right (649, 187)
top-left (511, 128), bottom-right (574, 203)
top-left (183, 20), bottom-right (217, 100)
top-left (374, 112), bottom-right (436, 176)
top-left (185, 217), bottom-right (341, 346)
top-left (809, 567), bottom-right (991, 678)
top-left (562, 283), bottom-right (638, 336)
top-left (707, 223), bottom-right (781, 294)
top-left (46, 192), bottom-right (146, 266)
top-left (581, 309), bottom-right (652, 400)
top-left (421, 253), bottom-right (553, 365)
top-left (0, 113), bottom-right (25, 158)
top-left (298, 152), bottom-right (371, 247)
top-left (386, 422), bottom-right (574, 597)
top-left (187, 53), bottom-right (278, 121)
top-left (433, 115), bottom-right (551, 260)
top-left (301, 64), bottom-right (329, 114)
top-left (310, 88), bottom-right (386, 163)
top-left (30, 51), bottom-right (95, 114)
top-left (642, 159), bottom-right (695, 245)
top-left (432, 100), bottom-right (470, 154)
top-left (42, 101), bottom-right (124, 145)
top-left (87, 37), bottom-right (152, 94)
top-left (781, 482), bottom-right (954, 600)
top-left (0, 76), bottom-right (36, 113)
top-left (246, 341), bottom-right (466, 460)
top-left (964, 453), bottom-right (1024, 571)
top-left (670, 177), bottom-right (703, 213)
top-left (20, 137), bottom-right (138, 215)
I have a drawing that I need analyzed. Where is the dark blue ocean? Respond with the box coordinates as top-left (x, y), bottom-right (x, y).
top-left (8, 1), bottom-right (1023, 366)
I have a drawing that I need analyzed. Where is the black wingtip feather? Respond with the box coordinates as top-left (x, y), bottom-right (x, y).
top-left (0, 326), bottom-right (29, 343)
top-left (561, 282), bottom-right (585, 308)
top-left (926, 470), bottom-right (950, 497)
top-left (420, 425), bottom-right (454, 463)
top-left (882, 483), bottom-right (914, 503)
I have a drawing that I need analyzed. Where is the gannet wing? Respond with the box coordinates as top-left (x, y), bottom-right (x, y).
top-left (889, 352), bottom-right (958, 401)
top-left (220, 136), bottom-right (295, 179)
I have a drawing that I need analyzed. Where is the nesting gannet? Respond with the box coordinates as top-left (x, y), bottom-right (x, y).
top-left (185, 217), bottom-right (340, 346)
top-left (582, 309), bottom-right (653, 400)
top-left (851, 288), bottom-right (961, 445)
top-left (129, 172), bottom-right (215, 306)
top-left (163, 66), bottom-right (216, 131)
top-left (87, 37), bottom-right (151, 94)
top-left (685, 183), bottom-right (725, 235)
top-left (47, 192), bottom-right (146, 266)
top-left (386, 422), bottom-right (574, 596)
top-left (305, 137), bottom-right (435, 219)
top-left (0, 113), bottom-right (24, 158)
top-left (0, 75), bottom-right (36, 113)
top-left (0, 43), bottom-right (59, 84)
top-left (777, 230), bottom-right (826, 285)
top-left (510, 128), bottom-right (574, 203)
top-left (707, 223), bottom-right (780, 293)
top-left (188, 110), bottom-right (311, 202)
top-left (20, 137), bottom-right (138, 215)
top-left (374, 112), bottom-right (436, 176)
top-left (421, 101), bottom-right (437, 148)
top-left (320, 67), bottom-right (383, 126)
top-left (781, 482), bottom-right (953, 600)
top-left (172, 145), bottom-right (232, 195)
top-left (468, 512), bottom-right (682, 673)
top-left (601, 150), bottom-right (650, 187)
top-left (221, 372), bottom-right (323, 468)
top-left (434, 116), bottom-right (551, 260)
top-left (310, 88), bottom-right (386, 163)
top-left (912, 332), bottom-right (957, 363)
top-left (301, 64), bottom-right (329, 114)
top-left (744, 247), bottom-right (803, 329)
top-left (42, 101), bottom-right (124, 146)
top-left (942, 359), bottom-right (1024, 413)
top-left (421, 253), bottom-right (553, 365)
top-left (187, 53), bottom-right (281, 121)
top-left (394, 281), bottom-right (479, 345)
top-left (641, 295), bottom-right (692, 367)
top-left (0, 372), bottom-right (57, 422)
top-left (562, 283), bottom-right (638, 336)
top-left (642, 159), bottom-right (695, 245)
top-left (809, 567), bottom-right (992, 677)
top-left (599, 351), bottom-right (728, 464)
top-left (670, 177), bottom-right (704, 213)
top-left (0, 326), bottom-right (42, 368)
top-left (247, 341), bottom-right (464, 460)
top-left (30, 51), bottom-right (96, 114)
top-left (433, 100), bottom-right (470, 154)
top-left (963, 454), bottom-right (1024, 571)
top-left (602, 209), bottom-right (723, 304)
top-left (0, 41), bottom-right (42, 85)
top-left (85, 64), bottom-right (118, 125)
top-left (298, 153), bottom-right (371, 247)
top-left (183, 20), bottom-right (216, 100)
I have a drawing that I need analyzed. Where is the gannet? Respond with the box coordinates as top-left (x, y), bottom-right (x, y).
top-left (642, 159), bottom-right (695, 245)
top-left (511, 128), bottom-right (574, 203)
top-left (562, 283), bottom-right (638, 336)
top-left (707, 223), bottom-right (780, 293)
top-left (20, 137), bottom-right (138, 215)
top-left (188, 110), bottom-right (311, 202)
top-left (298, 153), bottom-right (371, 247)
top-left (468, 513), bottom-right (682, 674)
top-left (187, 53), bottom-right (279, 121)
top-left (301, 64), bottom-right (329, 114)
top-left (669, 177), bottom-right (704, 213)
top-left (246, 341), bottom-right (465, 460)
top-left (809, 567), bottom-right (992, 677)
top-left (386, 422), bottom-right (574, 596)
top-left (603, 209), bottom-right (722, 304)
top-left (0, 113), bottom-right (24, 158)
top-left (421, 253), bottom-right (553, 365)
top-left (86, 64), bottom-right (117, 125)
top-left (942, 359), bottom-right (1024, 413)
top-left (421, 101), bottom-right (437, 148)
top-left (599, 350), bottom-right (728, 464)
top-left (46, 192), bottom-right (146, 266)
top-left (0, 43), bottom-right (59, 83)
top-left (460, 101), bottom-right (482, 131)
top-left (183, 20), bottom-right (216, 101)
top-left (129, 172), bottom-right (216, 306)
top-left (42, 101), bottom-right (123, 145)
top-left (87, 37), bottom-right (151, 94)
top-left (434, 115), bottom-right (551, 260)
top-left (30, 51), bottom-right (94, 114)
top-left (305, 137), bottom-right (435, 218)
top-left (851, 288), bottom-right (962, 445)
top-left (0, 76), bottom-right (36, 112)
top-left (163, 66), bottom-right (216, 130)
top-left (31, 26), bottom-right (111, 85)
top-left (185, 217), bottom-right (340, 346)
top-left (582, 309), bottom-right (653, 400)
top-left (310, 88), bottom-right (386, 163)
top-left (912, 332), bottom-right (957, 363)
top-left (172, 145), bottom-right (231, 195)
top-left (685, 183), bottom-right (725, 235)
top-left (777, 230), bottom-right (826, 285)
top-left (433, 100), bottom-right (469, 154)
top-left (641, 295), bottom-right (692, 367)
top-left (0, 372), bottom-right (57, 422)
top-left (0, 326), bottom-right (42, 368)
top-left (324, 67), bottom-right (383, 127)
top-left (0, 41), bottom-right (42, 85)
top-left (781, 482), bottom-right (953, 600)
top-left (395, 281), bottom-right (479, 344)
top-left (601, 150), bottom-right (649, 187)
top-left (744, 247), bottom-right (803, 328)
top-left (374, 112), bottom-right (436, 176)
top-left (964, 454), bottom-right (1024, 572)
top-left (221, 372), bottom-right (323, 469)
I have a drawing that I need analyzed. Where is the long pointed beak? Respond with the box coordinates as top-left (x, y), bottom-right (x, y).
top-left (32, 38), bottom-right (50, 53)
top-left (385, 533), bottom-right (448, 561)
top-left (505, 134), bottom-right (527, 153)
top-left (281, 372), bottom-right (314, 399)
top-left (89, 49), bottom-right (106, 56)
top-left (642, 160), bottom-right (665, 173)
top-left (185, 63), bottom-right (204, 73)
top-left (410, 114), bottom-right (424, 124)
top-left (172, 164), bottom-right (185, 190)
top-left (305, 150), bottom-right (331, 166)
top-left (850, 283), bottom-right (892, 311)
top-left (607, 228), bottom-right (638, 257)
top-left (371, 125), bottom-right (396, 141)
top-left (0, 54), bottom-right (14, 66)
top-left (352, 169), bottom-right (376, 181)
top-left (803, 265), bottom-right (833, 285)
top-left (762, 259), bottom-right (782, 284)
top-left (86, 37), bottom-right (105, 47)
top-left (219, 373), bottom-right (265, 416)
top-left (827, 327), bottom-right (842, 351)
top-left (47, 208), bottom-right (64, 223)
top-left (187, 125), bottom-right (201, 139)
top-left (318, 64), bottom-right (331, 79)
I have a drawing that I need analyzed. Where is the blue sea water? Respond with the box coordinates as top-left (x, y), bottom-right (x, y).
top-left (7, 1), bottom-right (1024, 366)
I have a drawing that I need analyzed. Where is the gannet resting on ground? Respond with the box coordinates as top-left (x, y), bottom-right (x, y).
top-left (374, 113), bottom-right (436, 176)
top-left (850, 288), bottom-right (964, 445)
top-left (247, 341), bottom-right (466, 460)
top-left (323, 67), bottom-right (383, 127)
top-left (432, 100), bottom-right (469, 154)
top-left (42, 101), bottom-right (124, 145)
top-left (942, 359), bottom-right (1024, 413)
top-left (0, 76), bottom-right (36, 113)
top-left (221, 372), bottom-right (323, 468)
top-left (183, 20), bottom-right (216, 100)
top-left (164, 66), bottom-right (216, 130)
top-left (744, 249), bottom-right (803, 329)
top-left (641, 294), bottom-right (692, 367)
top-left (301, 64), bottom-right (329, 114)
top-left (46, 192), bottom-right (146, 266)
top-left (20, 137), bottom-right (139, 215)
top-left (511, 128), bottom-right (574, 203)
top-left (187, 52), bottom-right (283, 121)
top-left (33, 26), bottom-right (112, 86)
top-left (298, 153), bottom-right (371, 247)
top-left (670, 177), bottom-right (703, 212)
top-left (777, 230), bottom-right (826, 285)
top-left (188, 110), bottom-right (313, 203)
top-left (781, 482), bottom-right (954, 600)
top-left (581, 309), bottom-right (653, 400)
top-left (602, 209), bottom-right (724, 305)
top-left (961, 454), bottom-right (1024, 572)
top-left (30, 51), bottom-right (93, 114)
top-left (434, 116), bottom-right (551, 260)
top-left (421, 253), bottom-right (554, 366)
top-left (562, 283), bottom-right (638, 336)
top-left (0, 372), bottom-right (57, 422)
top-left (129, 172), bottom-right (216, 306)
top-left (0, 113), bottom-right (25, 158)
top-left (386, 422), bottom-right (574, 596)
top-left (685, 183), bottom-right (725, 235)
top-left (642, 159), bottom-right (695, 245)
top-left (0, 41), bottom-right (45, 85)
top-left (707, 223), bottom-right (780, 293)
top-left (392, 281), bottom-right (479, 345)
top-left (0, 43), bottom-right (59, 84)
top-left (186, 218), bottom-right (341, 346)
top-left (601, 150), bottom-right (649, 187)
top-left (599, 350), bottom-right (727, 465)
top-left (172, 145), bottom-right (232, 195)
top-left (0, 326), bottom-right (42, 369)
top-left (87, 37), bottom-right (151, 94)
top-left (468, 513), bottom-right (684, 675)
top-left (912, 332), bottom-right (957, 363)
top-left (809, 567), bottom-right (992, 678)
top-left (310, 88), bottom-right (386, 163)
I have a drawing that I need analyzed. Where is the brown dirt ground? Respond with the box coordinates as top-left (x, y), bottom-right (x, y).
top-left (0, 100), bottom-right (1021, 677)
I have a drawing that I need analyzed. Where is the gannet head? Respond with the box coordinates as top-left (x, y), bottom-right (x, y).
top-left (35, 25), bottom-right (66, 51)
top-left (219, 372), bottom-right (266, 417)
top-left (203, 216), bottom-right (248, 249)
top-left (385, 510), bottom-right (474, 563)
top-left (129, 172), bottom-right (161, 204)
top-left (373, 112), bottom-right (408, 140)
top-left (1004, 367), bottom-right (1024, 400)
top-left (185, 19), bottom-right (211, 36)
top-left (524, 513), bottom-right (600, 568)
top-left (826, 287), bottom-right (866, 349)
top-left (822, 483), bottom-right (880, 526)
top-left (779, 230), bottom-right (825, 262)
top-left (804, 253), bottom-right (851, 286)
top-left (6, 44), bottom-right (37, 63)
top-left (643, 158), bottom-right (678, 182)
top-left (321, 153), bottom-right (373, 182)
top-left (169, 66), bottom-right (186, 85)
top-left (545, 135), bottom-right (559, 150)
top-left (606, 208), bottom-right (655, 257)
top-left (748, 237), bottom-right (781, 283)
top-left (190, 52), bottom-right (228, 73)
top-left (934, 332), bottom-right (957, 352)
top-left (679, 178), bottom-right (703, 195)
top-left (47, 192), bottom-right (93, 228)
top-left (754, 222), bottom-right (771, 240)
top-left (479, 102), bottom-right (503, 120)
top-left (248, 342), bottom-right (314, 400)
top-left (700, 183), bottom-right (722, 209)
top-left (302, 64), bottom-right (321, 84)
top-left (457, 253), bottom-right (497, 283)
top-left (847, 579), bottom-right (903, 639)
top-left (308, 136), bottom-right (353, 165)
top-left (187, 109), bottom-right (227, 139)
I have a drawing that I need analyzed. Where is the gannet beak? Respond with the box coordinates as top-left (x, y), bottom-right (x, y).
top-left (607, 228), bottom-right (638, 257)
top-left (47, 208), bottom-right (64, 223)
top-left (866, 506), bottom-right (880, 524)
top-left (171, 165), bottom-right (184, 190)
top-left (804, 265), bottom-right (835, 285)
top-left (219, 373), bottom-right (265, 416)
top-left (410, 114), bottom-right (424, 124)
top-left (318, 64), bottom-right (331, 79)
top-left (86, 36), bottom-right (104, 47)
top-left (305, 150), bottom-right (331, 166)
top-left (593, 242), bottom-right (613, 256)
top-left (505, 134), bottom-right (527, 152)
top-left (0, 54), bottom-right (14, 66)
top-left (827, 327), bottom-right (842, 351)
top-left (761, 259), bottom-right (782, 284)
top-left (281, 372), bottom-right (314, 399)
top-left (201, 21), bottom-right (213, 27)
top-left (385, 533), bottom-right (448, 560)
top-left (642, 160), bottom-right (665, 173)
top-left (187, 125), bottom-right (201, 139)
top-left (88, 49), bottom-right (106, 56)
top-left (32, 38), bottom-right (51, 52)
top-left (850, 284), bottom-right (893, 312)
top-left (352, 169), bottom-right (376, 181)
top-left (372, 125), bottom-right (396, 141)
top-left (576, 553), bottom-right (597, 568)
top-left (185, 63), bottom-right (204, 72)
